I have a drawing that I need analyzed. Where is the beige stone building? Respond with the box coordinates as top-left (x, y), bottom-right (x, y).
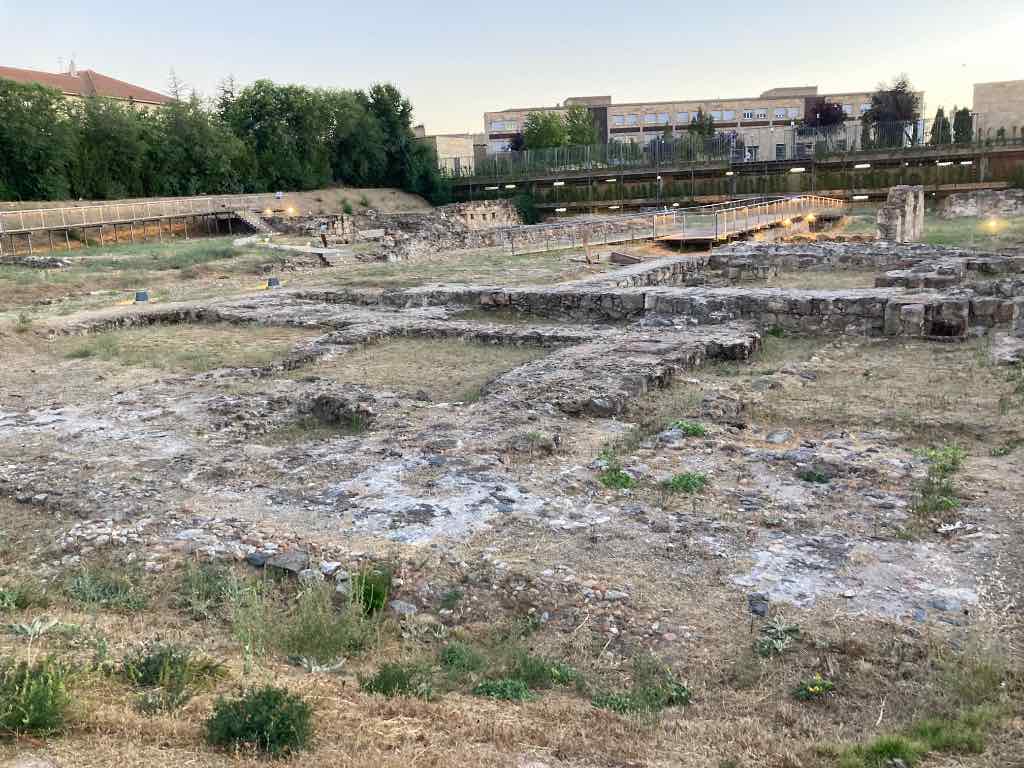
top-left (0, 64), bottom-right (173, 110)
top-left (484, 86), bottom-right (880, 156)
top-left (414, 128), bottom-right (487, 176)
top-left (973, 80), bottom-right (1024, 140)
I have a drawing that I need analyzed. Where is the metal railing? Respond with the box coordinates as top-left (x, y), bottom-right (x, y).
top-left (493, 194), bottom-right (845, 255)
top-left (0, 194), bottom-right (268, 235)
top-left (442, 115), bottom-right (1024, 183)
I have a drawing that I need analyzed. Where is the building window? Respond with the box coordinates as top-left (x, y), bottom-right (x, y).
top-left (745, 146), bottom-right (759, 161)
top-left (658, 112), bottom-right (669, 124)
top-left (677, 111), bottom-right (689, 123)
top-left (710, 110), bottom-right (722, 120)
top-left (842, 104), bottom-right (853, 115)
top-left (774, 108), bottom-right (787, 119)
top-left (489, 120), bottom-right (516, 132)
top-left (776, 143), bottom-right (786, 160)
top-left (722, 110), bottom-right (735, 121)
top-left (742, 110), bottom-right (754, 120)
top-left (860, 103), bottom-right (871, 114)
top-left (755, 109), bottom-right (767, 120)
top-left (787, 107), bottom-right (800, 119)
top-left (613, 114), bottom-right (625, 126)
top-left (644, 113), bottom-right (657, 124)
top-left (626, 114), bottom-right (638, 126)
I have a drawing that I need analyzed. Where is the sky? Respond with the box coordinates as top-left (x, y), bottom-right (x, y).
top-left (1, 0), bottom-right (1020, 134)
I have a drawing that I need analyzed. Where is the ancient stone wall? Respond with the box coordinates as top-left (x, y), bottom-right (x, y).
top-left (876, 186), bottom-right (925, 243)
top-left (939, 189), bottom-right (1024, 219)
top-left (441, 200), bottom-right (519, 230)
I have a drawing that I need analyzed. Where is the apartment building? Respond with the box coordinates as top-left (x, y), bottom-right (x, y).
top-left (0, 64), bottom-right (173, 109)
top-left (973, 80), bottom-right (1024, 139)
top-left (484, 86), bottom-right (880, 156)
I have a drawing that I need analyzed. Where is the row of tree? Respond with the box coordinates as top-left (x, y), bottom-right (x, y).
top-left (0, 77), bottom-right (451, 204)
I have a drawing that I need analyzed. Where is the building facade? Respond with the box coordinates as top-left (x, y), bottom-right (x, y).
top-left (484, 86), bottom-right (883, 156)
top-left (0, 64), bottom-right (173, 109)
top-left (973, 80), bottom-right (1024, 141)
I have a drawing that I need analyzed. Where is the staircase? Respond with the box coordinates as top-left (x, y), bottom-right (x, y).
top-left (234, 209), bottom-right (276, 235)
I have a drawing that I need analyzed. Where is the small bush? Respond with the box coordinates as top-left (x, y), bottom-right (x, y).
top-left (598, 452), bottom-right (637, 490)
top-left (0, 657), bottom-right (71, 734)
top-left (755, 618), bottom-right (800, 658)
top-left (793, 673), bottom-right (835, 701)
top-left (342, 199), bottom-right (354, 215)
top-left (439, 588), bottom-right (463, 611)
top-left (662, 472), bottom-right (709, 495)
top-left (178, 561), bottom-right (232, 620)
top-left (798, 468), bottom-right (830, 484)
top-left (839, 735), bottom-right (925, 768)
top-left (922, 444), bottom-right (966, 477)
top-left (122, 640), bottom-right (225, 713)
top-left (669, 420), bottom-right (707, 437)
top-left (65, 562), bottom-right (147, 612)
top-left (358, 194), bottom-right (370, 207)
top-left (592, 655), bottom-right (691, 715)
top-left (360, 662), bottom-right (432, 699)
top-left (0, 579), bottom-right (50, 611)
top-left (439, 641), bottom-right (485, 679)
top-left (277, 583), bottom-right (374, 665)
top-left (205, 685), bottom-right (313, 757)
top-left (506, 650), bottom-right (575, 690)
top-left (351, 568), bottom-right (392, 616)
top-left (14, 313), bottom-right (32, 334)
top-left (473, 678), bottom-right (532, 701)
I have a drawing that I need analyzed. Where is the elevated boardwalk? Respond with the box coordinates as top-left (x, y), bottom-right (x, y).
top-left (0, 194), bottom-right (271, 255)
top-left (500, 195), bottom-right (845, 255)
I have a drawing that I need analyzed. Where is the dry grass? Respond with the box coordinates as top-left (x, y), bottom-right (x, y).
top-left (49, 324), bottom-right (317, 373)
top-left (295, 337), bottom-right (547, 402)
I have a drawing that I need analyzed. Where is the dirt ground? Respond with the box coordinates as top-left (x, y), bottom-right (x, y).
top-left (1, 216), bottom-right (1023, 768)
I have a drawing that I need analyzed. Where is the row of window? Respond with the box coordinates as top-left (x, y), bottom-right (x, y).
top-left (489, 120), bottom-right (517, 132)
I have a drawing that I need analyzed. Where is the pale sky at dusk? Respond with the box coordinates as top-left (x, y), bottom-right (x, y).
top-left (1, 0), bottom-right (1019, 134)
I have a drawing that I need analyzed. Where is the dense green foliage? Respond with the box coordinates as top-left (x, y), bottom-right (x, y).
top-left (0, 77), bottom-right (450, 204)
top-left (0, 657), bottom-right (72, 734)
top-left (522, 111), bottom-right (568, 149)
top-left (564, 104), bottom-right (598, 145)
top-left (205, 685), bottom-right (313, 756)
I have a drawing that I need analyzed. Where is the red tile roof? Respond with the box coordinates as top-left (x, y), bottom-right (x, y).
top-left (0, 65), bottom-right (173, 105)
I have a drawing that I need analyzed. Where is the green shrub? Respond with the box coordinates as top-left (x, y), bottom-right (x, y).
top-left (473, 678), bottom-right (533, 701)
top-left (439, 588), bottom-right (463, 611)
top-left (669, 420), bottom-right (707, 437)
top-left (793, 673), bottom-right (835, 701)
top-left (277, 583), bottom-right (374, 665)
top-left (839, 735), bottom-right (926, 768)
top-left (205, 685), bottom-right (313, 756)
top-left (360, 662), bottom-right (432, 699)
top-left (439, 641), bottom-right (485, 679)
top-left (351, 568), bottom-right (392, 616)
top-left (65, 562), bottom-right (147, 612)
top-left (662, 472), bottom-right (709, 495)
top-left (178, 561), bottom-right (232, 620)
top-left (598, 452), bottom-right (637, 490)
top-left (798, 468), bottom-right (830, 484)
top-left (0, 657), bottom-right (71, 734)
top-left (342, 199), bottom-right (354, 215)
top-left (506, 650), bottom-right (575, 690)
top-left (358, 195), bottom-right (370, 207)
top-left (0, 579), bottom-right (50, 611)
top-left (122, 640), bottom-right (225, 713)
top-left (922, 444), bottom-right (967, 477)
top-left (591, 654), bottom-right (691, 715)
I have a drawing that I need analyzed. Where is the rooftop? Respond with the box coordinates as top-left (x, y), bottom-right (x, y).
top-left (0, 65), bottom-right (173, 105)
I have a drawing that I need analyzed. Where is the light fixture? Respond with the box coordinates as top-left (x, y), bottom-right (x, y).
top-left (606, 178), bottom-right (617, 183)
top-left (609, 205), bottom-right (621, 210)
top-left (263, 208), bottom-right (273, 216)
top-left (790, 167), bottom-right (806, 174)
top-left (555, 207), bottom-right (567, 213)
top-left (672, 202), bottom-right (680, 207)
top-left (553, 181), bottom-right (564, 187)
top-left (852, 194), bottom-right (869, 201)
top-left (806, 213), bottom-right (816, 223)
top-left (485, 186), bottom-right (499, 191)
top-left (504, 184), bottom-right (517, 189)
top-left (286, 207), bottom-right (296, 216)
top-left (725, 171), bottom-right (735, 176)
top-left (936, 161), bottom-right (953, 167)
top-left (782, 218), bottom-right (792, 227)
top-left (959, 160), bottom-right (973, 166)
top-left (854, 163), bottom-right (871, 169)
top-left (656, 175), bottom-right (662, 181)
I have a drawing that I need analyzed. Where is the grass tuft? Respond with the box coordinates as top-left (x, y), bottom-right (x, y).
top-left (669, 419), bottom-right (708, 437)
top-left (0, 656), bottom-right (72, 735)
top-left (65, 561), bottom-right (147, 613)
top-left (360, 662), bottom-right (432, 699)
top-left (122, 640), bottom-right (225, 713)
top-left (591, 655), bottom-right (691, 716)
top-left (277, 583), bottom-right (375, 665)
top-left (661, 472), bottom-right (709, 494)
top-left (473, 678), bottom-right (533, 701)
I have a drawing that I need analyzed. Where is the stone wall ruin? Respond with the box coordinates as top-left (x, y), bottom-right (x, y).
top-left (876, 185), bottom-right (925, 243)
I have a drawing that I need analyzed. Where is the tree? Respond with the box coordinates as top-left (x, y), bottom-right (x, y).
top-left (687, 108), bottom-right (715, 138)
top-left (929, 107), bottom-right (952, 145)
top-left (863, 75), bottom-right (921, 125)
top-left (952, 107), bottom-right (974, 145)
top-left (522, 111), bottom-right (566, 149)
top-left (804, 99), bottom-right (846, 129)
top-left (0, 80), bottom-right (76, 200)
top-left (564, 104), bottom-right (597, 145)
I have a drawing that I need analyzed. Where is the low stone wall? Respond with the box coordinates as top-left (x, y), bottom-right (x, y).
top-left (441, 200), bottom-right (519, 230)
top-left (939, 189), bottom-right (1024, 219)
top-left (566, 254), bottom-right (708, 288)
top-left (711, 242), bottom-right (916, 271)
top-left (877, 186), bottom-right (925, 243)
